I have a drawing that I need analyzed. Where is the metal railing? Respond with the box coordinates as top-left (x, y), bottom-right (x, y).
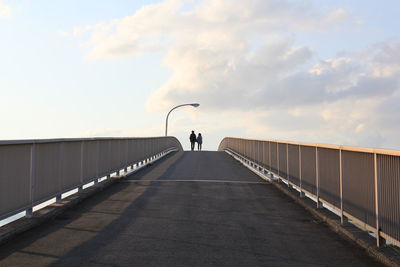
top-left (219, 137), bottom-right (400, 248)
top-left (0, 137), bottom-right (182, 221)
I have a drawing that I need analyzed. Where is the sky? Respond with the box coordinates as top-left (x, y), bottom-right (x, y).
top-left (0, 0), bottom-right (400, 151)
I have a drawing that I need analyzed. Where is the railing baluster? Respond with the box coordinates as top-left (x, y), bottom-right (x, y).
top-left (299, 145), bottom-right (305, 198)
top-left (286, 143), bottom-right (289, 186)
top-left (374, 153), bottom-right (382, 247)
top-left (79, 141), bottom-right (84, 192)
top-left (27, 143), bottom-right (36, 218)
top-left (316, 146), bottom-right (322, 208)
top-left (339, 149), bottom-right (344, 224)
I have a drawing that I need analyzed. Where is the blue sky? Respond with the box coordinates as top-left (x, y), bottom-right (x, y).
top-left (1, 0), bottom-right (400, 150)
top-left (296, 0), bottom-right (400, 57)
top-left (0, 0), bottom-right (169, 139)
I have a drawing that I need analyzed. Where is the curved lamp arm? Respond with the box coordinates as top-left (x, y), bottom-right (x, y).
top-left (165, 103), bottom-right (200, 136)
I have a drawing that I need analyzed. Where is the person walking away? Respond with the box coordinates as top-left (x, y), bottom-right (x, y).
top-left (190, 130), bottom-right (196, 151)
top-left (197, 133), bottom-right (203, 151)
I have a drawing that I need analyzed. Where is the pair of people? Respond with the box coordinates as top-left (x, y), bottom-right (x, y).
top-left (189, 130), bottom-right (203, 151)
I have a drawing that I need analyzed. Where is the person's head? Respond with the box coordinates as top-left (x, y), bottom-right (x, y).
top-left (191, 130), bottom-right (194, 134)
top-left (198, 133), bottom-right (201, 136)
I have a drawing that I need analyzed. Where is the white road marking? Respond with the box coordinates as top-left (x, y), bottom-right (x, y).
top-left (121, 179), bottom-right (269, 184)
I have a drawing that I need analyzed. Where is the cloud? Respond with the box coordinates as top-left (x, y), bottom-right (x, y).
top-left (72, 0), bottom-right (400, 149)
top-left (0, 0), bottom-right (11, 19)
top-left (149, 40), bottom-right (399, 112)
top-left (73, 0), bottom-right (348, 60)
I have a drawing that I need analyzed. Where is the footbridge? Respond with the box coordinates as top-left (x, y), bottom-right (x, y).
top-left (0, 137), bottom-right (399, 266)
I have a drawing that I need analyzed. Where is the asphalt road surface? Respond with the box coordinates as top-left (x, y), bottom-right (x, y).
top-left (0, 151), bottom-right (382, 266)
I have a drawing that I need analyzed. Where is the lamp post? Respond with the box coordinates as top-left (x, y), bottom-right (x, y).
top-left (165, 103), bottom-right (200, 136)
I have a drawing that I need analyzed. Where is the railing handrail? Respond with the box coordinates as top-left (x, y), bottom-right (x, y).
top-left (0, 136), bottom-right (176, 145)
top-left (220, 137), bottom-right (400, 157)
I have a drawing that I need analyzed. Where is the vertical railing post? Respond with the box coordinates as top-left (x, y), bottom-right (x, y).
top-left (316, 146), bottom-right (322, 208)
top-left (277, 142), bottom-right (280, 179)
top-left (106, 140), bottom-right (111, 182)
top-left (260, 141), bottom-right (267, 173)
top-left (56, 142), bottom-right (64, 204)
top-left (374, 153), bottom-right (383, 247)
top-left (247, 140), bottom-right (250, 165)
top-left (27, 143), bottom-right (36, 218)
top-left (339, 149), bottom-right (344, 224)
top-left (250, 141), bottom-right (253, 166)
top-left (252, 142), bottom-right (255, 167)
top-left (95, 141), bottom-right (100, 184)
top-left (79, 141), bottom-right (84, 192)
top-left (125, 140), bottom-right (128, 173)
top-left (268, 142), bottom-right (271, 171)
top-left (259, 141), bottom-right (262, 170)
top-left (253, 141), bottom-right (255, 166)
top-left (299, 145), bottom-right (305, 197)
top-left (286, 143), bottom-right (289, 186)
top-left (129, 140), bottom-right (136, 170)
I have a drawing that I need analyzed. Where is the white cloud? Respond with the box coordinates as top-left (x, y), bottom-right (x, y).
top-left (73, 0), bottom-right (348, 60)
top-left (0, 0), bottom-right (11, 19)
top-left (72, 0), bottom-right (400, 149)
top-left (321, 8), bottom-right (348, 26)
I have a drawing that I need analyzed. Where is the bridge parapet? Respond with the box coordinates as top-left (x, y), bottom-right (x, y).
top-left (0, 136), bottom-right (182, 222)
top-left (219, 137), bottom-right (400, 248)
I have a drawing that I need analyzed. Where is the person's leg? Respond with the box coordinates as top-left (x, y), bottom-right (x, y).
top-left (200, 143), bottom-right (202, 151)
top-left (191, 142), bottom-right (194, 151)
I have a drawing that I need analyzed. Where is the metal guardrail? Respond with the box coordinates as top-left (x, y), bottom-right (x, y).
top-left (219, 137), bottom-right (400, 248)
top-left (0, 137), bottom-right (182, 221)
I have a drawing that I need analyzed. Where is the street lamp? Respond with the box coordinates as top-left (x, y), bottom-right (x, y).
top-left (165, 103), bottom-right (200, 136)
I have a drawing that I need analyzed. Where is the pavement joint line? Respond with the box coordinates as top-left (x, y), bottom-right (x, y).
top-left (121, 179), bottom-right (269, 184)
top-left (224, 149), bottom-right (400, 267)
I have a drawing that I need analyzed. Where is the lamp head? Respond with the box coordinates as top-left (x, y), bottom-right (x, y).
top-left (191, 103), bottom-right (200, 107)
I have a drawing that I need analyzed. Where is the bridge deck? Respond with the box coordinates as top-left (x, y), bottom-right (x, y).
top-left (0, 151), bottom-right (382, 266)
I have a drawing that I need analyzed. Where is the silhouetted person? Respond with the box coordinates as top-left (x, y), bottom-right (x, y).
top-left (189, 130), bottom-right (196, 151)
top-left (197, 133), bottom-right (203, 151)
